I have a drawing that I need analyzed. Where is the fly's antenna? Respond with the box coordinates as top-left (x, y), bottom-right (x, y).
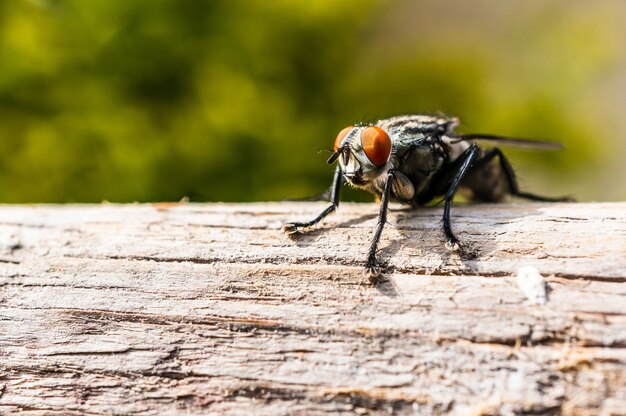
top-left (329, 128), bottom-right (361, 164)
top-left (327, 149), bottom-right (342, 165)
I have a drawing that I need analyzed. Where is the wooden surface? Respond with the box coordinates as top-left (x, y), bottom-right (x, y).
top-left (0, 202), bottom-right (625, 415)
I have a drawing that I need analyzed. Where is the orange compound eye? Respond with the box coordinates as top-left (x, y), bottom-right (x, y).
top-left (334, 126), bottom-right (353, 151)
top-left (361, 126), bottom-right (391, 166)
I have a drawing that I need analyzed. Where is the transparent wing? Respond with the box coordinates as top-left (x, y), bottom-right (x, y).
top-left (451, 134), bottom-right (564, 150)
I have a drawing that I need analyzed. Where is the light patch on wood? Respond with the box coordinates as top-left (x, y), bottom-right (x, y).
top-left (516, 266), bottom-right (548, 305)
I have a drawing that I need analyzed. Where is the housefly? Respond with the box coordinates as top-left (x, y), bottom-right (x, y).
top-left (283, 114), bottom-right (571, 282)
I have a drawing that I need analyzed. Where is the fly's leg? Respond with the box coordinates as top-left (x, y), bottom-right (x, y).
top-left (364, 169), bottom-right (395, 283)
top-left (443, 144), bottom-right (480, 251)
top-left (477, 148), bottom-right (574, 202)
top-left (282, 166), bottom-right (343, 234)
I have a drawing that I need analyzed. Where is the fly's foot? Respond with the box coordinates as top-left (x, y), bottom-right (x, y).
top-left (282, 222), bottom-right (307, 235)
top-left (363, 263), bottom-right (383, 284)
top-left (445, 239), bottom-right (461, 252)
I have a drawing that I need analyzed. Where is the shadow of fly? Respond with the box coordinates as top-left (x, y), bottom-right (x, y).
top-left (283, 114), bottom-right (572, 282)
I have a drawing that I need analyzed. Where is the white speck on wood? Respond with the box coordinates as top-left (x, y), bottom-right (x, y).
top-left (516, 266), bottom-right (549, 305)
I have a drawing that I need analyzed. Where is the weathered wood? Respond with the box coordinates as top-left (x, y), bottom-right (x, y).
top-left (0, 202), bottom-right (625, 415)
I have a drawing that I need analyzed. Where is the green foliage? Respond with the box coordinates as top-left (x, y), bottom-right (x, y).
top-left (0, 0), bottom-right (623, 202)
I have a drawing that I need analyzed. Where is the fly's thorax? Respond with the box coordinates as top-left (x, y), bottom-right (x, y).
top-left (441, 136), bottom-right (471, 162)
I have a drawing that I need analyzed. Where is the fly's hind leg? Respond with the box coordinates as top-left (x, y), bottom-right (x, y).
top-left (477, 148), bottom-right (574, 202)
top-left (442, 144), bottom-right (480, 251)
top-left (282, 165), bottom-right (343, 234)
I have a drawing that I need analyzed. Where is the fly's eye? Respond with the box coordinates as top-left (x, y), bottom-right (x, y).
top-left (360, 126), bottom-right (391, 166)
top-left (334, 126), bottom-right (353, 151)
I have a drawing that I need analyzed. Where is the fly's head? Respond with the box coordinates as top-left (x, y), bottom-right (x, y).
top-left (327, 125), bottom-right (392, 186)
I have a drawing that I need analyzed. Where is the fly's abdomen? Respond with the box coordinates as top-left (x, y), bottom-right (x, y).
top-left (460, 154), bottom-right (510, 202)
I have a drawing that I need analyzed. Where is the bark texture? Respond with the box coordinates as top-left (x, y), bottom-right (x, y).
top-left (0, 202), bottom-right (625, 415)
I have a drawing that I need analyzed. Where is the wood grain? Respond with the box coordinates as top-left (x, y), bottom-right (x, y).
top-left (0, 202), bottom-right (625, 415)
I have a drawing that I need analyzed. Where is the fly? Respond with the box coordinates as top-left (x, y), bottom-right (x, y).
top-left (282, 114), bottom-right (572, 282)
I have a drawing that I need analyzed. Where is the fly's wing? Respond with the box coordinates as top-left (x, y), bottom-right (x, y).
top-left (451, 134), bottom-right (564, 150)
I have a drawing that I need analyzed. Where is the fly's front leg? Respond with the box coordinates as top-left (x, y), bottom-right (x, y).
top-left (442, 144), bottom-right (479, 251)
top-left (364, 169), bottom-right (395, 283)
top-left (282, 166), bottom-right (343, 234)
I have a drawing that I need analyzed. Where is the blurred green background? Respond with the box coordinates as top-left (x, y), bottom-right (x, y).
top-left (1, 0), bottom-right (625, 203)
